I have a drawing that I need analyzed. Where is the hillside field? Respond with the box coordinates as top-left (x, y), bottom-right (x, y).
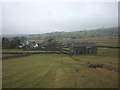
top-left (2, 37), bottom-right (119, 88)
top-left (2, 52), bottom-right (118, 88)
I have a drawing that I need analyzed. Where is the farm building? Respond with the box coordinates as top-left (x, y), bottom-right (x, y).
top-left (18, 41), bottom-right (39, 50)
top-left (69, 42), bottom-right (98, 54)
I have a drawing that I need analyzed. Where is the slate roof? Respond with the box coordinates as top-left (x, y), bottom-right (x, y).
top-left (72, 42), bottom-right (97, 48)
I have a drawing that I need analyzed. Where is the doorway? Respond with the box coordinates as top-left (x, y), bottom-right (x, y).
top-left (88, 48), bottom-right (92, 53)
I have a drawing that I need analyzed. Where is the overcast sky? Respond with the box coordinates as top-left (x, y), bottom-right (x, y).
top-left (2, 2), bottom-right (118, 35)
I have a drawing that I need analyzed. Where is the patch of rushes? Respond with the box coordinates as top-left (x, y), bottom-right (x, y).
top-left (88, 61), bottom-right (118, 72)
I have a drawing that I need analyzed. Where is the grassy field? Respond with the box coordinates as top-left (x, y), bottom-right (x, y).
top-left (2, 54), bottom-right (22, 57)
top-left (64, 36), bottom-right (119, 47)
top-left (2, 53), bottom-right (118, 88)
top-left (2, 37), bottom-right (119, 88)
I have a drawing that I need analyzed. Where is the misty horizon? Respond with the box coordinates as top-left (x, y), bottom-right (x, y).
top-left (2, 26), bottom-right (118, 36)
top-left (2, 2), bottom-right (118, 35)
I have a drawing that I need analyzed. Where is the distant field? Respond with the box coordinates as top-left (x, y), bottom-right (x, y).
top-left (3, 53), bottom-right (118, 88)
top-left (72, 37), bottom-right (119, 47)
top-left (98, 48), bottom-right (119, 56)
top-left (30, 36), bottom-right (119, 47)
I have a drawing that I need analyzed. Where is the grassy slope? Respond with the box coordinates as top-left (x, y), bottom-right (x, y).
top-left (70, 37), bottom-right (119, 47)
top-left (3, 53), bottom-right (118, 88)
top-left (2, 37), bottom-right (119, 88)
top-left (26, 27), bottom-right (118, 40)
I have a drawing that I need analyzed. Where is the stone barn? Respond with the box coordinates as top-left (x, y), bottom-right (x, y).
top-left (69, 42), bottom-right (97, 54)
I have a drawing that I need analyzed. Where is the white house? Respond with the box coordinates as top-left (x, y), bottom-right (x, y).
top-left (25, 41), bottom-right (29, 45)
top-left (18, 45), bottom-right (23, 48)
top-left (18, 43), bottom-right (25, 48)
top-left (33, 44), bottom-right (38, 48)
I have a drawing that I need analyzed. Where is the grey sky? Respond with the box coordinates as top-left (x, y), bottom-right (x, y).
top-left (2, 2), bottom-right (118, 35)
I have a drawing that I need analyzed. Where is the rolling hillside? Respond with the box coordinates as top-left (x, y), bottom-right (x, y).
top-left (26, 27), bottom-right (118, 40)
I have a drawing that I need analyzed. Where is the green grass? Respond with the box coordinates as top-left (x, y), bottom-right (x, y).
top-left (70, 37), bottom-right (119, 47)
top-left (2, 54), bottom-right (22, 57)
top-left (98, 48), bottom-right (119, 56)
top-left (2, 37), bottom-right (119, 88)
top-left (2, 49), bottom-right (59, 53)
top-left (63, 48), bottom-right (69, 50)
top-left (3, 53), bottom-right (118, 88)
top-left (27, 36), bottom-right (119, 47)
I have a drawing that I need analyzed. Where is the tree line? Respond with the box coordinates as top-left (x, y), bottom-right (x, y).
top-left (2, 37), bottom-right (27, 49)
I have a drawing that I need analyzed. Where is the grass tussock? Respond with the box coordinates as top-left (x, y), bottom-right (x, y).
top-left (88, 61), bottom-right (118, 72)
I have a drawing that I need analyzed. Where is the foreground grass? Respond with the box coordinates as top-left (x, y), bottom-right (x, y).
top-left (2, 54), bottom-right (118, 88)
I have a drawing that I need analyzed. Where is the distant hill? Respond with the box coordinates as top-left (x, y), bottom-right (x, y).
top-left (2, 27), bottom-right (118, 40)
top-left (26, 27), bottom-right (118, 40)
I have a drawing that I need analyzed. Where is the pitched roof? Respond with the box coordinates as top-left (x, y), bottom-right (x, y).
top-left (72, 42), bottom-right (97, 48)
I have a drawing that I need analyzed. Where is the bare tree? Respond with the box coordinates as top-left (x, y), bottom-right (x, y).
top-left (2, 37), bottom-right (11, 49)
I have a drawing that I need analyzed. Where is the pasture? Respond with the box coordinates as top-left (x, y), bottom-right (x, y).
top-left (62, 36), bottom-right (119, 47)
top-left (2, 53), bottom-right (118, 88)
top-left (2, 37), bottom-right (119, 88)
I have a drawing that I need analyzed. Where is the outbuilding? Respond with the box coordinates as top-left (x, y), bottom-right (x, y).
top-left (69, 42), bottom-right (98, 54)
